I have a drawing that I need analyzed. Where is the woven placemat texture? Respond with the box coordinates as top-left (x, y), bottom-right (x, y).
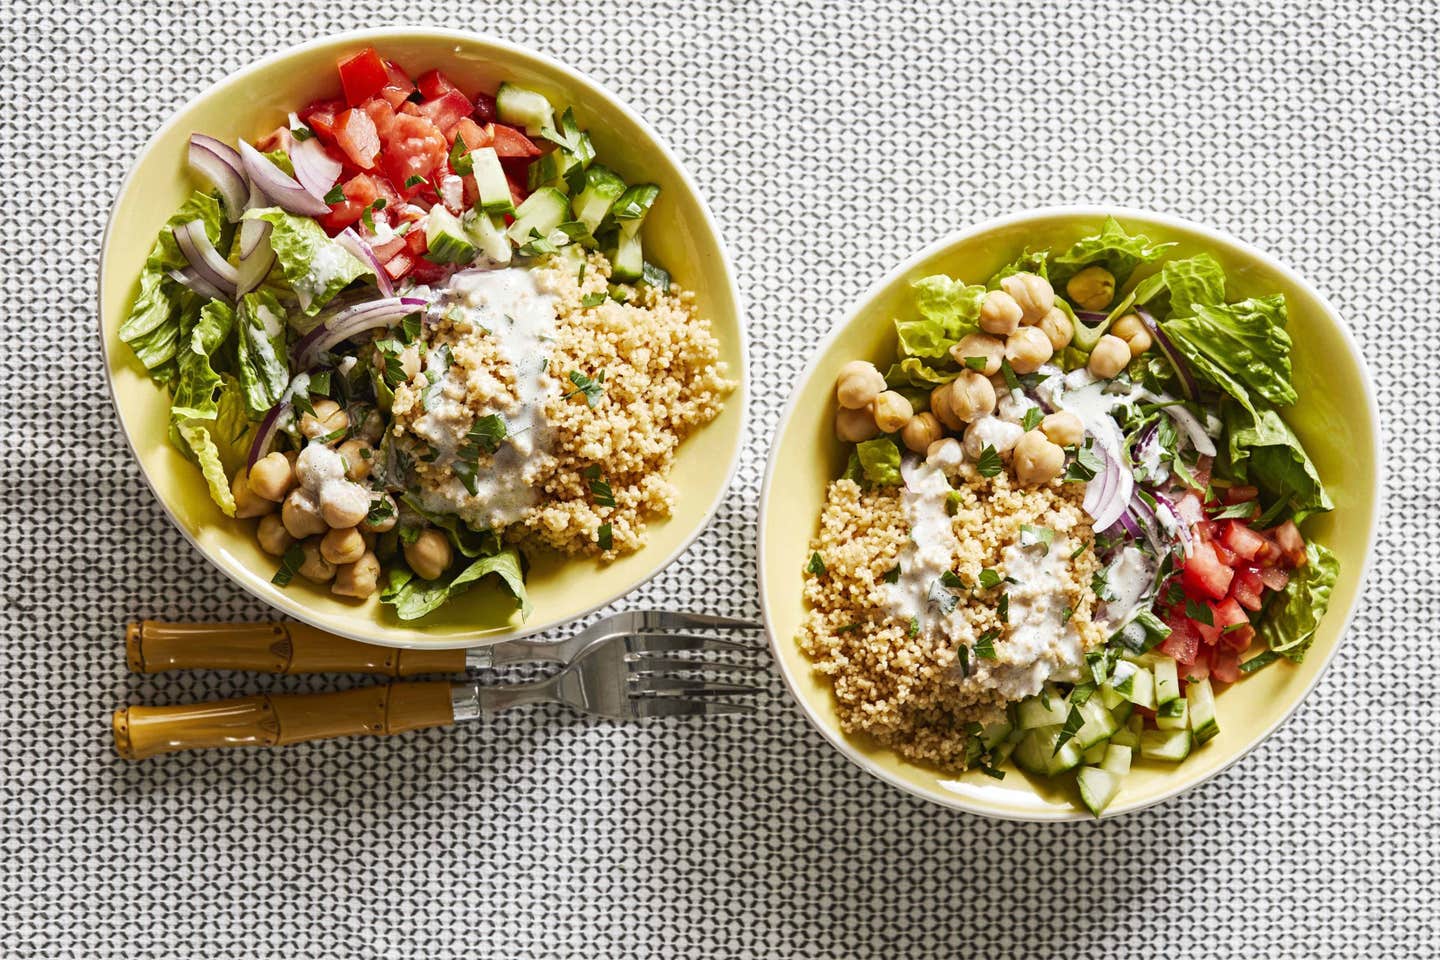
top-left (2, 1), bottom-right (1435, 957)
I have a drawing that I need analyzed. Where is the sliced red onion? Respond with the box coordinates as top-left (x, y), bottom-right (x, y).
top-left (167, 266), bottom-right (227, 302)
top-left (174, 219), bottom-right (237, 298)
top-left (235, 230), bottom-right (276, 298)
top-left (1152, 491), bottom-right (1193, 554)
top-left (291, 297), bottom-right (428, 369)
top-left (1137, 308), bottom-right (1200, 401)
top-left (289, 136), bottom-right (342, 202)
top-left (1076, 310), bottom-right (1109, 323)
top-left (335, 227), bottom-right (395, 297)
top-left (238, 140), bottom-right (329, 217)
top-left (1083, 443), bottom-right (1133, 534)
top-left (246, 398), bottom-right (290, 469)
top-left (188, 134), bottom-right (249, 221)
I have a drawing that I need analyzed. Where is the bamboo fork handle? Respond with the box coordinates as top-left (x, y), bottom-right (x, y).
top-left (112, 681), bottom-right (455, 760)
top-left (126, 621), bottom-right (467, 676)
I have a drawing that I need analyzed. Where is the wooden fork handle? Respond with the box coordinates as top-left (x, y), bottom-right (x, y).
top-left (126, 620), bottom-right (466, 677)
top-left (112, 681), bottom-right (456, 760)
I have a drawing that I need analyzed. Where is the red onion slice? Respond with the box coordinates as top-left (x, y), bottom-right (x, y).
top-left (188, 134), bottom-right (249, 221)
top-left (334, 227), bottom-right (395, 297)
top-left (238, 140), bottom-right (329, 217)
top-left (291, 297), bottom-right (428, 369)
top-left (246, 398), bottom-right (290, 469)
top-left (235, 229), bottom-right (276, 298)
top-left (1083, 443), bottom-right (1133, 533)
top-left (289, 136), bottom-right (342, 202)
top-left (168, 266), bottom-right (228, 302)
top-left (173, 219), bottom-right (237, 299)
top-left (1137, 308), bottom-right (1200, 401)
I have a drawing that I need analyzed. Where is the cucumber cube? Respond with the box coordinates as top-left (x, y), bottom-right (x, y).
top-left (1187, 677), bottom-right (1220, 744)
top-left (1156, 697), bottom-right (1189, 731)
top-left (1076, 766), bottom-right (1121, 817)
top-left (1140, 728), bottom-right (1193, 763)
top-left (1102, 744), bottom-right (1133, 776)
top-left (1154, 657), bottom-right (1181, 705)
top-left (1018, 693), bottom-right (1068, 730)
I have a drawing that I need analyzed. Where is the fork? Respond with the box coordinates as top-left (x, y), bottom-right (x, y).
top-left (112, 612), bottom-right (767, 760)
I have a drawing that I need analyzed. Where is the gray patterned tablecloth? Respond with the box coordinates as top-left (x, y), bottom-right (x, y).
top-left (2, 1), bottom-right (1435, 957)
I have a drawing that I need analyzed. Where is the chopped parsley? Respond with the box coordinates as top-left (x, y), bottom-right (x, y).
top-left (975, 444), bottom-right (1002, 478)
top-left (1064, 442), bottom-right (1103, 482)
top-left (907, 616), bottom-right (919, 637)
top-left (1091, 568), bottom-right (1113, 601)
top-left (590, 477), bottom-right (617, 508)
top-left (940, 570), bottom-right (965, 589)
top-left (999, 358), bottom-right (1021, 392)
top-left (1018, 524), bottom-right (1055, 554)
top-left (1221, 621), bottom-right (1248, 634)
top-left (365, 496), bottom-right (395, 528)
top-left (290, 126), bottom-right (314, 142)
top-left (978, 568), bottom-right (1009, 590)
top-left (997, 593), bottom-right (1010, 624)
top-left (957, 643), bottom-right (971, 677)
top-left (1211, 500), bottom-right (1259, 520)
top-left (836, 623), bottom-right (860, 635)
top-left (1022, 406), bottom-right (1044, 431)
top-left (564, 370), bottom-right (607, 407)
top-left (400, 312), bottom-right (423, 344)
top-left (1061, 605), bottom-right (1074, 625)
top-left (974, 629), bottom-right (998, 659)
top-left (1069, 681), bottom-right (1098, 707)
top-left (421, 345), bottom-right (453, 411)
top-left (271, 545), bottom-right (304, 586)
top-left (1053, 705), bottom-right (1084, 756)
top-left (597, 523), bottom-right (613, 550)
top-left (376, 340), bottom-right (408, 390)
top-left (1069, 540), bottom-right (1088, 560)
top-left (1185, 598), bottom-right (1215, 626)
top-left (963, 355), bottom-right (988, 372)
top-left (450, 415), bottom-right (508, 495)
top-left (323, 184), bottom-right (346, 205)
top-left (360, 197), bottom-right (386, 233)
top-left (883, 564), bottom-right (901, 584)
top-left (806, 552), bottom-right (826, 576)
top-left (518, 228), bottom-right (558, 257)
top-left (448, 136), bottom-right (473, 175)
top-left (404, 174), bottom-right (426, 188)
top-left (580, 292), bottom-right (607, 308)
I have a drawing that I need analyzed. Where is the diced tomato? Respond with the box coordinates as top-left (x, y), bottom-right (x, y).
top-left (1258, 566), bottom-right (1291, 592)
top-left (383, 252), bottom-right (414, 280)
top-left (1182, 541), bottom-right (1234, 601)
top-left (377, 60), bottom-right (416, 108)
top-left (337, 48), bottom-right (391, 106)
top-left (316, 173), bottom-right (380, 233)
top-left (379, 113), bottom-right (448, 197)
top-left (491, 123), bottom-right (542, 157)
top-left (299, 98), bottom-right (346, 144)
top-left (334, 107), bottom-right (381, 169)
top-left (452, 117), bottom-right (493, 152)
top-left (1213, 597), bottom-right (1249, 632)
top-left (1182, 656), bottom-right (1210, 682)
top-left (416, 68), bottom-right (463, 101)
top-left (1223, 485), bottom-right (1259, 505)
top-left (1213, 542), bottom-right (1238, 568)
top-left (370, 234), bottom-right (408, 261)
top-left (1194, 519), bottom-right (1218, 543)
top-left (1273, 520), bottom-right (1308, 567)
top-left (1254, 536), bottom-right (1284, 566)
top-left (1159, 628), bottom-right (1199, 666)
top-left (1221, 624), bottom-right (1255, 653)
top-left (362, 97), bottom-right (397, 140)
top-left (403, 227), bottom-right (427, 258)
top-left (473, 91), bottom-right (497, 122)
top-left (1209, 648), bottom-right (1241, 684)
top-left (1191, 456), bottom-right (1213, 491)
top-left (1221, 521), bottom-right (1267, 562)
top-left (408, 258), bottom-right (451, 283)
top-left (417, 90), bottom-right (475, 137)
top-left (1231, 568), bottom-right (1265, 612)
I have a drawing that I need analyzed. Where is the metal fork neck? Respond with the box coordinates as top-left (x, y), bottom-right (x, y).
top-left (450, 679), bottom-right (557, 720)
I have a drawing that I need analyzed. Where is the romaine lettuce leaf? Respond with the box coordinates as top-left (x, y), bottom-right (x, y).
top-left (855, 437), bottom-right (902, 486)
top-left (381, 546), bottom-right (531, 620)
top-left (245, 207), bottom-right (367, 315)
top-left (1222, 398), bottom-right (1333, 520)
top-left (1132, 253), bottom-right (1227, 318)
top-left (171, 299), bottom-right (234, 421)
top-left (987, 248), bottom-right (1049, 288)
top-left (118, 191), bottom-right (226, 381)
top-left (399, 493), bottom-right (502, 558)
top-left (1050, 217), bottom-right (1174, 289)
top-left (1258, 542), bottom-right (1339, 662)
top-left (885, 357), bottom-right (958, 390)
top-left (234, 290), bottom-right (291, 418)
top-left (169, 376), bottom-right (254, 517)
top-left (893, 275), bottom-right (986, 359)
top-left (1165, 295), bottom-right (1296, 407)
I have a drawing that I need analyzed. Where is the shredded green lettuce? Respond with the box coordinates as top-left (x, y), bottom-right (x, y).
top-left (1222, 399), bottom-right (1333, 520)
top-left (244, 207), bottom-right (368, 315)
top-left (118, 191), bottom-right (226, 382)
top-left (1165, 295), bottom-right (1297, 407)
top-left (986, 248), bottom-right (1049, 288)
top-left (234, 290), bottom-right (291, 418)
top-left (1132, 252), bottom-right (1227, 319)
top-left (169, 375), bottom-right (254, 517)
top-left (381, 546), bottom-right (532, 621)
top-left (855, 437), bottom-right (902, 486)
top-left (893, 275), bottom-right (986, 359)
top-left (884, 356), bottom-right (957, 391)
top-left (1050, 217), bottom-right (1174, 290)
top-left (1258, 542), bottom-right (1339, 662)
top-left (171, 299), bottom-right (234, 421)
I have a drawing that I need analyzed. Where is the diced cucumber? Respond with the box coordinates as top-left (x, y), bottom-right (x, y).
top-left (1012, 726), bottom-right (1084, 776)
top-left (1011, 728), bottom-right (1050, 774)
top-left (610, 183), bottom-right (660, 223)
top-left (981, 720), bottom-right (1013, 749)
top-left (572, 164), bottom-right (627, 233)
top-left (1156, 697), bottom-right (1189, 731)
top-left (991, 738), bottom-right (1019, 766)
top-left (609, 229), bottom-right (644, 282)
top-left (527, 143), bottom-right (590, 192)
top-left (1075, 696), bottom-right (1118, 749)
top-left (1109, 719), bottom-right (1140, 749)
top-left (1018, 691), bottom-right (1068, 729)
top-left (1187, 677), bottom-right (1220, 744)
top-left (1111, 660), bottom-right (1155, 710)
top-left (1121, 650), bottom-right (1167, 669)
top-left (1100, 681), bottom-right (1124, 710)
top-left (495, 82), bottom-right (553, 135)
top-left (1110, 700), bottom-right (1134, 726)
top-left (462, 210), bottom-right (511, 266)
top-left (424, 206), bottom-right (478, 264)
top-left (470, 147), bottom-right (514, 216)
top-left (506, 187), bottom-right (569, 246)
top-left (1083, 741), bottom-right (1108, 765)
top-left (1076, 766), bottom-right (1121, 817)
top-left (1102, 744), bottom-right (1133, 775)
top-left (1140, 727), bottom-right (1193, 762)
top-left (1153, 657), bottom-right (1181, 706)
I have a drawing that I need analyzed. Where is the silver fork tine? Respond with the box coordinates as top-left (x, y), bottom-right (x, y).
top-left (629, 675), bottom-right (764, 697)
top-left (623, 633), bottom-right (764, 655)
top-left (627, 655), bottom-right (771, 674)
top-left (629, 697), bottom-right (759, 718)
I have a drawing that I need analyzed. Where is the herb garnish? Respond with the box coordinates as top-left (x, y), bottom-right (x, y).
top-left (941, 570), bottom-right (965, 589)
top-left (998, 593), bottom-right (1010, 623)
top-left (564, 370), bottom-right (607, 407)
top-left (883, 564), bottom-right (901, 584)
top-left (1018, 524), bottom-right (1055, 554)
top-left (806, 552), bottom-right (826, 576)
top-left (400, 312), bottom-right (423, 345)
top-left (1240, 650), bottom-right (1281, 674)
top-left (360, 197), bottom-right (386, 233)
top-left (323, 184), bottom-right (346, 205)
top-left (1022, 406), bottom-right (1044, 431)
top-left (1064, 441), bottom-right (1103, 482)
top-left (580, 292), bottom-right (607, 308)
top-left (1091, 568), bottom-right (1113, 601)
top-left (1185, 598), bottom-right (1215, 626)
top-left (1053, 705), bottom-right (1084, 756)
top-left (976, 444), bottom-right (1002, 478)
top-left (1061, 605), bottom-right (1074, 625)
top-left (291, 126), bottom-right (314, 142)
top-left (974, 629), bottom-right (998, 659)
top-left (365, 496), bottom-right (395, 528)
top-left (1000, 358), bottom-right (1021, 392)
top-left (597, 523), bottom-right (613, 550)
top-left (271, 545), bottom-right (304, 586)
top-left (1211, 501), bottom-right (1259, 520)
top-left (908, 616), bottom-right (919, 637)
top-left (589, 476), bottom-right (617, 508)
top-left (450, 415), bottom-right (509, 496)
top-left (957, 643), bottom-right (971, 677)
top-left (404, 174), bottom-right (426, 188)
top-left (448, 136), bottom-right (473, 176)
top-left (963, 355), bottom-right (988, 372)
top-left (836, 623), bottom-right (860, 635)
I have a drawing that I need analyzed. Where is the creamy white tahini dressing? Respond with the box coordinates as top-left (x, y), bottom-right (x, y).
top-left (296, 241), bottom-right (361, 313)
top-left (413, 267), bottom-right (557, 530)
top-left (1100, 544), bottom-right (1156, 627)
top-left (883, 459), bottom-right (959, 626)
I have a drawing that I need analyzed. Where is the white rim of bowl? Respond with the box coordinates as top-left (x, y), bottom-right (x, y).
top-left (758, 203), bottom-right (1384, 821)
top-left (98, 26), bottom-right (750, 650)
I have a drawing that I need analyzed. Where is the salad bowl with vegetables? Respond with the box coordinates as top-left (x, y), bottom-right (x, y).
top-left (100, 29), bottom-right (745, 648)
top-left (760, 207), bottom-right (1378, 819)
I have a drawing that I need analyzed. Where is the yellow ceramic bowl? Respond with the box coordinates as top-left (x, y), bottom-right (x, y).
top-left (759, 207), bottom-right (1380, 820)
top-left (100, 29), bottom-right (746, 649)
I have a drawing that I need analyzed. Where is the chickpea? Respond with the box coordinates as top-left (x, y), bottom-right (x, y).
top-left (256, 513), bottom-right (294, 557)
top-left (247, 451), bottom-right (296, 502)
top-left (949, 332), bottom-right (1006, 377)
top-left (1000, 272), bottom-right (1056, 324)
top-left (362, 493), bottom-right (398, 533)
top-left (231, 469), bottom-right (277, 519)
top-left (962, 416), bottom-right (1023, 460)
top-left (404, 528), bottom-right (453, 581)
top-left (1110, 313), bottom-right (1153, 358)
top-left (320, 480), bottom-right (372, 529)
top-left (835, 360), bottom-right (886, 410)
top-left (1037, 307), bottom-right (1076, 352)
top-left (295, 441), bottom-right (344, 491)
top-left (1041, 411), bottom-right (1085, 447)
top-left (978, 289), bottom-right (1023, 336)
top-left (946, 371), bottom-right (997, 424)
top-left (338, 439), bottom-right (374, 482)
top-left (871, 391), bottom-right (913, 434)
top-left (1005, 326), bottom-right (1054, 375)
top-left (282, 488), bottom-right (328, 538)
top-left (901, 412), bottom-right (943, 454)
top-left (1013, 430), bottom-right (1066, 485)
top-left (320, 526), bottom-right (367, 565)
top-left (296, 539), bottom-right (335, 583)
top-left (1066, 265), bottom-right (1116, 312)
top-left (299, 398), bottom-right (349, 442)
top-left (835, 406), bottom-right (880, 443)
top-left (333, 552), bottom-right (382, 600)
top-left (925, 438), bottom-right (964, 473)
top-left (1088, 334), bottom-right (1132, 379)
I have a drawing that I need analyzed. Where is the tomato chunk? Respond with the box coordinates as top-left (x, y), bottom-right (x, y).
top-left (316, 173), bottom-right (379, 233)
top-left (1182, 541), bottom-right (1234, 601)
top-left (416, 68), bottom-right (463, 101)
top-left (1209, 648), bottom-right (1241, 684)
top-left (1231, 568), bottom-right (1265, 612)
top-left (1223, 485), bottom-right (1259, 505)
top-left (1220, 624), bottom-right (1256, 653)
top-left (452, 117), bottom-right (493, 152)
top-left (1258, 566), bottom-right (1290, 592)
top-left (378, 60), bottom-right (416, 108)
top-left (1221, 521), bottom-right (1267, 562)
top-left (362, 97), bottom-right (397, 140)
top-left (473, 91), bottom-right (498, 123)
top-left (299, 98), bottom-right (346, 144)
top-left (1273, 520), bottom-right (1308, 567)
top-left (1159, 629), bottom-right (1199, 666)
top-left (334, 107), bottom-right (381, 169)
top-left (337, 48), bottom-right (391, 106)
top-left (417, 90), bottom-right (475, 137)
top-left (491, 123), bottom-right (542, 157)
top-left (380, 113), bottom-right (448, 197)
top-left (382, 252), bottom-right (414, 280)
